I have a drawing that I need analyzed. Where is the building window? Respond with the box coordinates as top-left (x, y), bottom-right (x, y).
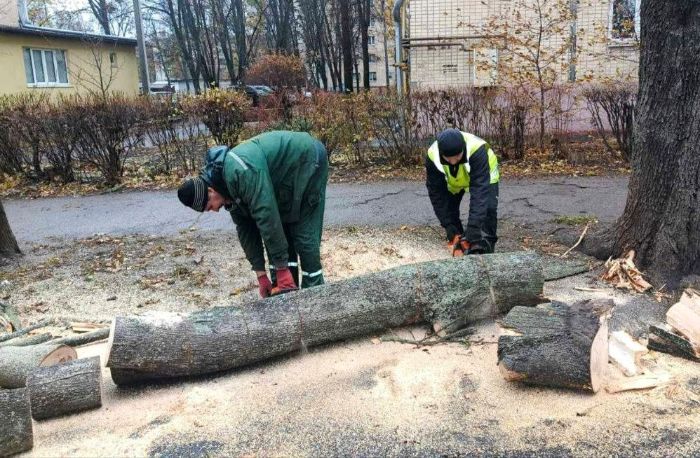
top-left (368, 35), bottom-right (375, 45)
top-left (23, 48), bottom-right (69, 86)
top-left (369, 72), bottom-right (377, 82)
top-left (110, 52), bottom-right (118, 68)
top-left (610, 0), bottom-right (640, 40)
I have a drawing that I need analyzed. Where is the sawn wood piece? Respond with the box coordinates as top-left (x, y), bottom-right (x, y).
top-left (497, 299), bottom-right (612, 392)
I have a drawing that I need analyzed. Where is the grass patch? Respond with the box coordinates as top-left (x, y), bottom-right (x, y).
top-left (552, 214), bottom-right (598, 226)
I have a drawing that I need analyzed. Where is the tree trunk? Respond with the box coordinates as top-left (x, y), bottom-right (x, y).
top-left (593, 0), bottom-right (700, 288)
top-left (0, 344), bottom-right (77, 388)
top-left (497, 300), bottom-right (611, 392)
top-left (26, 356), bottom-right (102, 421)
top-left (381, 0), bottom-right (391, 88)
top-left (0, 200), bottom-right (20, 258)
top-left (0, 388), bottom-right (33, 456)
top-left (108, 252), bottom-right (544, 385)
top-left (339, 0), bottom-right (354, 93)
top-left (357, 0), bottom-right (371, 90)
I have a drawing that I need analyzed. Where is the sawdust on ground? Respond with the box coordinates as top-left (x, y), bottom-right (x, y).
top-left (2, 227), bottom-right (699, 456)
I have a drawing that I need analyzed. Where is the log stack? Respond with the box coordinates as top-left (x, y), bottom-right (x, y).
top-left (498, 299), bottom-right (613, 392)
top-left (108, 252), bottom-right (545, 385)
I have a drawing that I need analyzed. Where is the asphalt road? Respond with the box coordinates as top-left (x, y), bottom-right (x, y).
top-left (6, 176), bottom-right (628, 244)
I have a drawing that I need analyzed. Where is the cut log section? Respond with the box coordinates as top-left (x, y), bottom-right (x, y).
top-left (648, 323), bottom-right (700, 361)
top-left (26, 356), bottom-right (102, 420)
top-left (666, 289), bottom-right (700, 349)
top-left (108, 252), bottom-right (544, 385)
top-left (497, 299), bottom-right (613, 392)
top-left (0, 344), bottom-right (77, 388)
top-left (609, 331), bottom-right (648, 376)
top-left (0, 388), bottom-right (33, 456)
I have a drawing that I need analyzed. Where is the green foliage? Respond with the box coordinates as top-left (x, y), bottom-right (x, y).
top-left (184, 88), bottom-right (250, 146)
top-left (552, 214), bottom-right (598, 226)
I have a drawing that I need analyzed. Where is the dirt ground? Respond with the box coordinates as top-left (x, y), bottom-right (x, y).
top-left (2, 225), bottom-right (700, 456)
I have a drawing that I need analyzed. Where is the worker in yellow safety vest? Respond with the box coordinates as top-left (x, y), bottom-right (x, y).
top-left (426, 128), bottom-right (500, 256)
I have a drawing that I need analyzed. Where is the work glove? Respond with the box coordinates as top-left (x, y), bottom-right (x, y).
top-left (271, 267), bottom-right (298, 296)
top-left (257, 273), bottom-right (272, 298)
top-left (447, 235), bottom-right (465, 257)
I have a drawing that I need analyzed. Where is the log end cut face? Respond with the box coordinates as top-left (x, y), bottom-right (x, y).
top-left (40, 345), bottom-right (78, 367)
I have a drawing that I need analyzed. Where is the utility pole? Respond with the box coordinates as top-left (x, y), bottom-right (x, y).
top-left (132, 0), bottom-right (150, 94)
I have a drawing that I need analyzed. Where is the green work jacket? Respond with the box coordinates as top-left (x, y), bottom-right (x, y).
top-left (203, 131), bottom-right (323, 271)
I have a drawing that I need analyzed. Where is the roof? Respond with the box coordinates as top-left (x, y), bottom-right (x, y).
top-left (0, 24), bottom-right (137, 46)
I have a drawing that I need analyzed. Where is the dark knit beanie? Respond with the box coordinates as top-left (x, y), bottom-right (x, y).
top-left (177, 177), bottom-right (208, 212)
top-left (437, 128), bottom-right (466, 157)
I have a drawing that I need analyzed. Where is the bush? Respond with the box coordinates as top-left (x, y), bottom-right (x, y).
top-left (0, 98), bottom-right (26, 176)
top-left (185, 88), bottom-right (249, 146)
top-left (72, 94), bottom-right (149, 186)
top-left (3, 93), bottom-right (49, 178)
top-left (41, 96), bottom-right (84, 183)
top-left (245, 54), bottom-right (307, 89)
top-left (411, 87), bottom-right (534, 161)
top-left (143, 97), bottom-right (210, 175)
top-left (362, 91), bottom-right (422, 165)
top-left (583, 81), bottom-right (636, 161)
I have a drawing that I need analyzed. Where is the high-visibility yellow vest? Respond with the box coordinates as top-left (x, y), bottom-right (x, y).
top-left (427, 131), bottom-right (500, 194)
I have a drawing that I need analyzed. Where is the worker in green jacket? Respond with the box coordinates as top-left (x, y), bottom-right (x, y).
top-left (177, 131), bottom-right (329, 297)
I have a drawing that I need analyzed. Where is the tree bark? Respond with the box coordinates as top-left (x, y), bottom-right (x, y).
top-left (357, 0), bottom-right (371, 90)
top-left (498, 299), bottom-right (611, 392)
top-left (339, 0), bottom-right (354, 93)
top-left (0, 388), bottom-right (33, 456)
top-left (26, 356), bottom-right (102, 421)
top-left (0, 344), bottom-right (77, 388)
top-left (108, 252), bottom-right (544, 385)
top-left (0, 200), bottom-right (20, 258)
top-left (593, 1), bottom-right (700, 288)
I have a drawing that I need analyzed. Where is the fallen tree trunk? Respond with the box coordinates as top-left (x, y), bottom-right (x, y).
top-left (497, 299), bottom-right (612, 392)
top-left (0, 344), bottom-right (77, 388)
top-left (27, 356), bottom-right (102, 420)
top-left (108, 252), bottom-right (544, 385)
top-left (0, 388), bottom-right (33, 456)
